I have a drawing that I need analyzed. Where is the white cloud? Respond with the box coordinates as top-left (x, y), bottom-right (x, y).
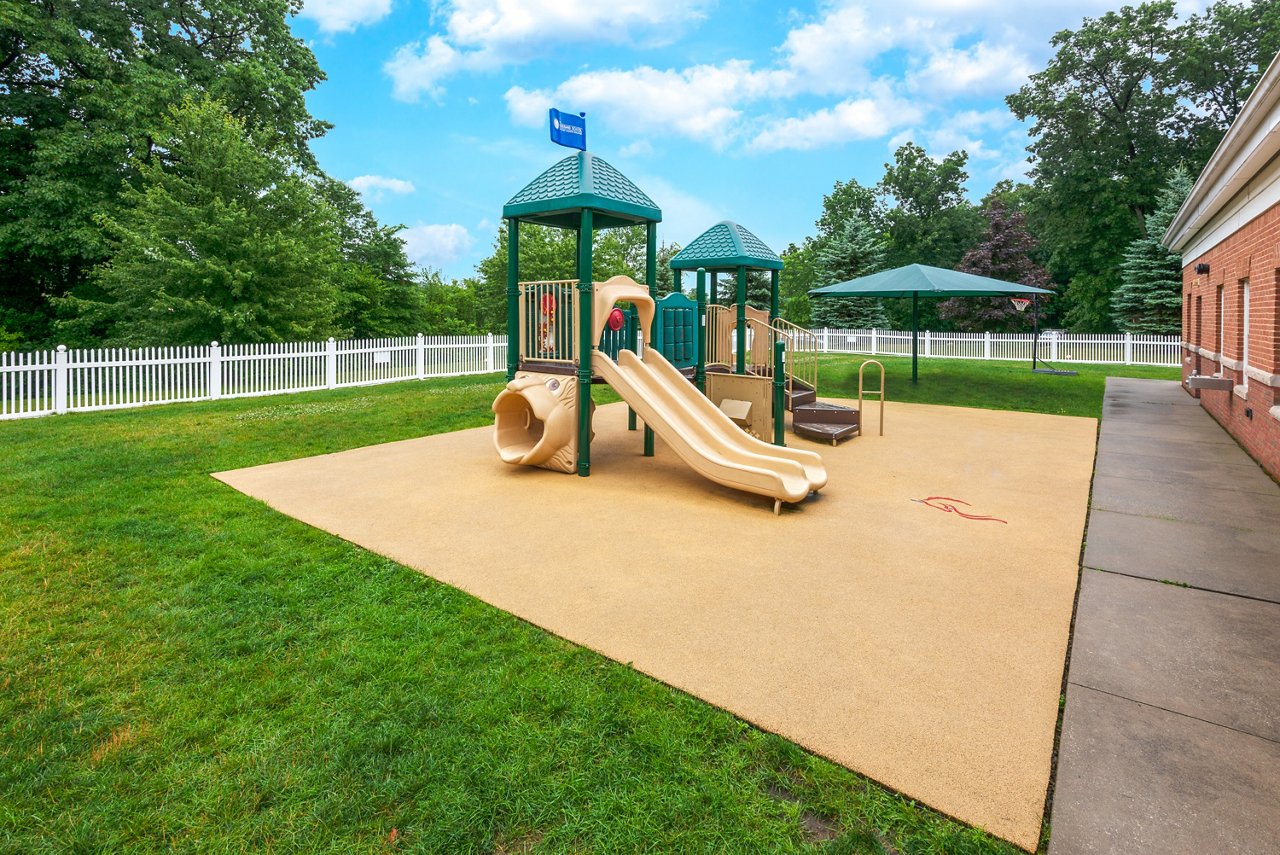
top-left (619, 140), bottom-right (654, 158)
top-left (347, 175), bottom-right (416, 200)
top-left (750, 89), bottom-right (924, 153)
top-left (299, 0), bottom-right (392, 34)
top-left (401, 224), bottom-right (475, 267)
top-left (480, 0), bottom-right (1194, 158)
top-left (385, 0), bottom-right (712, 101)
top-left (506, 61), bottom-right (791, 148)
top-left (776, 5), bottom-right (895, 95)
top-left (908, 42), bottom-right (1036, 96)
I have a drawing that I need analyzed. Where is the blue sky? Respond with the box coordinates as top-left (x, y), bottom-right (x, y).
top-left (290, 0), bottom-right (1203, 280)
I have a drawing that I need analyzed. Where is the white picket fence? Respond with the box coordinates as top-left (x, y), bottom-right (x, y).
top-left (811, 329), bottom-right (1182, 367)
top-left (0, 329), bottom-right (1179, 421)
top-left (0, 334), bottom-right (508, 420)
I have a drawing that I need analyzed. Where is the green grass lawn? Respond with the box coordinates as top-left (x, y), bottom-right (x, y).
top-left (814, 354), bottom-right (1180, 418)
top-left (0, 358), bottom-right (1177, 853)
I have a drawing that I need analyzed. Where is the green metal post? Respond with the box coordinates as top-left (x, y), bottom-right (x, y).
top-left (643, 222), bottom-right (657, 457)
top-left (769, 270), bottom-right (780, 325)
top-left (505, 218), bottom-right (520, 380)
top-left (773, 340), bottom-right (786, 446)
top-left (627, 304), bottom-right (638, 431)
top-left (695, 268), bottom-right (707, 393)
top-left (735, 265), bottom-right (747, 375)
top-left (709, 271), bottom-right (716, 306)
top-left (911, 291), bottom-right (919, 384)
top-left (576, 209), bottom-right (594, 477)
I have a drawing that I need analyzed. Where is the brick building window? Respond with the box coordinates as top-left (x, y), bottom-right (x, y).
top-left (1216, 284), bottom-right (1224, 364)
top-left (1241, 279), bottom-right (1251, 392)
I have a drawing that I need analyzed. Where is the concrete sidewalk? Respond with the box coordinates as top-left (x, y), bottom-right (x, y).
top-left (1050, 378), bottom-right (1280, 854)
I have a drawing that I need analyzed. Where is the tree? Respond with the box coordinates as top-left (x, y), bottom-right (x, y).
top-left (57, 98), bottom-right (345, 345)
top-left (0, 0), bottom-right (328, 343)
top-left (1112, 168), bottom-right (1192, 333)
top-left (877, 143), bottom-right (983, 272)
top-left (778, 241), bottom-right (821, 326)
top-left (938, 201), bottom-right (1053, 332)
top-left (1172, 1), bottom-right (1280, 166)
top-left (319, 178), bottom-right (427, 338)
top-left (420, 270), bottom-right (481, 335)
top-left (811, 217), bottom-right (889, 329)
top-left (815, 178), bottom-right (885, 241)
top-left (654, 242), bottom-right (681, 296)
top-left (1007, 2), bottom-right (1188, 330)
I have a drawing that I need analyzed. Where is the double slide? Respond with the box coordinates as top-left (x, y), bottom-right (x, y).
top-left (592, 347), bottom-right (827, 505)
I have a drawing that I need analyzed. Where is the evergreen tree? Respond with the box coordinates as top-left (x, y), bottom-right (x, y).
top-left (938, 200), bottom-right (1052, 332)
top-left (655, 243), bottom-right (681, 296)
top-left (1112, 168), bottom-right (1192, 333)
top-left (57, 98), bottom-right (345, 345)
top-left (811, 217), bottom-right (888, 329)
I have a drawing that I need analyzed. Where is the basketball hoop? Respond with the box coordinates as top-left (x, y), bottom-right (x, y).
top-left (1010, 297), bottom-right (1032, 313)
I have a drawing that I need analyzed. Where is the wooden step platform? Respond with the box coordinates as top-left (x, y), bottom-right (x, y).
top-left (785, 381), bottom-right (817, 410)
top-left (792, 401), bottom-right (860, 445)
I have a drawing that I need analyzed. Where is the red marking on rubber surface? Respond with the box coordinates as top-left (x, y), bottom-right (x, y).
top-left (911, 496), bottom-right (1007, 524)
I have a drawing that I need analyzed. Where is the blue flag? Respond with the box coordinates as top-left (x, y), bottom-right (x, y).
top-left (549, 109), bottom-right (586, 151)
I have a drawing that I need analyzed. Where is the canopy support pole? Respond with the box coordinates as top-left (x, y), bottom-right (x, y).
top-left (695, 268), bottom-right (707, 393)
top-left (643, 222), bottom-right (657, 457)
top-left (505, 218), bottom-right (519, 381)
top-left (575, 209), bottom-right (594, 477)
top-left (911, 291), bottom-right (919, 384)
top-left (735, 266), bottom-right (747, 375)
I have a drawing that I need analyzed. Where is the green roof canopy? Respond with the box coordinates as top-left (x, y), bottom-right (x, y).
top-left (810, 264), bottom-right (1054, 384)
top-left (809, 264), bottom-right (1052, 298)
top-left (502, 151), bottom-right (661, 229)
top-left (670, 221), bottom-right (784, 271)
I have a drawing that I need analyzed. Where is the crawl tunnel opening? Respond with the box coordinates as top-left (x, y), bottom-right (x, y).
top-left (493, 392), bottom-right (546, 461)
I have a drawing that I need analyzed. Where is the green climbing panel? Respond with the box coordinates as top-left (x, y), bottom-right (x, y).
top-left (653, 292), bottom-right (698, 370)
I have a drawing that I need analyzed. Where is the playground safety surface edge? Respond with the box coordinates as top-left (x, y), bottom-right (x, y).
top-left (214, 400), bottom-right (1098, 851)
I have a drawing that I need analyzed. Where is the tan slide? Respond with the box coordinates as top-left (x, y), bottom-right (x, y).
top-left (593, 347), bottom-right (827, 507)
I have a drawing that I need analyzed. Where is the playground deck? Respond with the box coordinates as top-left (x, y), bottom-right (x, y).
top-left (214, 400), bottom-right (1098, 851)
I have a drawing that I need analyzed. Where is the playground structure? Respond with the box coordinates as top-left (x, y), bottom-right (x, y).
top-left (491, 151), bottom-right (831, 510)
top-left (670, 223), bottom-right (860, 444)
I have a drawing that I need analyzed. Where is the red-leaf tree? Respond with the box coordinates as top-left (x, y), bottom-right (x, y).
top-left (938, 201), bottom-right (1053, 332)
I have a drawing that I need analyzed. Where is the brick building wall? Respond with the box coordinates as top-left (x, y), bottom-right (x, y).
top-left (1181, 202), bottom-right (1280, 480)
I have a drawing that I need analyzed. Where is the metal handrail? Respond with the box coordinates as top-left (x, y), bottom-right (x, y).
top-left (772, 317), bottom-right (819, 395)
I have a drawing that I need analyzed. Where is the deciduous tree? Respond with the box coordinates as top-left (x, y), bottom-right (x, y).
top-left (938, 201), bottom-right (1052, 332)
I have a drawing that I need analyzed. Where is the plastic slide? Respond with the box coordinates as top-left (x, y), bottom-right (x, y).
top-left (592, 347), bottom-right (827, 505)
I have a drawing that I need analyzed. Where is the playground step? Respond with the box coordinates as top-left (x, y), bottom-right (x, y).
top-left (785, 383), bottom-right (817, 410)
top-left (794, 401), bottom-right (859, 425)
top-left (793, 420), bottom-right (860, 445)
top-left (793, 401), bottom-right (860, 446)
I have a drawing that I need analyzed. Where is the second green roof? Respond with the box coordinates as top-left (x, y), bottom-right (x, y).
top-left (669, 221), bottom-right (783, 271)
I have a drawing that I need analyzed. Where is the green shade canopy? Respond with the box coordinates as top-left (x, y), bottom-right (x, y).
top-left (809, 264), bottom-right (1052, 298)
top-left (502, 151), bottom-right (661, 229)
top-left (810, 264), bottom-right (1053, 383)
top-left (670, 221), bottom-right (784, 271)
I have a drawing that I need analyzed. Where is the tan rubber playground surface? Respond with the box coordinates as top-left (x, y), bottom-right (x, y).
top-left (214, 400), bottom-right (1097, 850)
